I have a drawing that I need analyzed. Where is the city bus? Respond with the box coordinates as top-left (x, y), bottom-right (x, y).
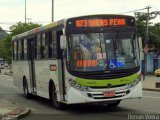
top-left (12, 14), bottom-right (142, 109)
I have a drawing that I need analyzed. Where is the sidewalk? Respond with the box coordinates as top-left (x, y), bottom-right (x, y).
top-left (142, 75), bottom-right (160, 92)
top-left (0, 69), bottom-right (30, 120)
top-left (0, 99), bottom-right (30, 120)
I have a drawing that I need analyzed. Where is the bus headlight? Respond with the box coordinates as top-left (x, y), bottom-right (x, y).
top-left (70, 80), bottom-right (76, 86)
top-left (68, 78), bottom-right (89, 91)
top-left (126, 77), bottom-right (141, 89)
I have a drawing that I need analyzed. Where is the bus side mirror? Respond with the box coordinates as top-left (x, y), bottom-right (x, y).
top-left (60, 35), bottom-right (66, 49)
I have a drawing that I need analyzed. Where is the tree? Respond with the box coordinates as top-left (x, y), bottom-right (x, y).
top-left (0, 22), bottom-right (41, 64)
top-left (148, 23), bottom-right (160, 49)
top-left (0, 35), bottom-right (12, 63)
top-left (135, 13), bottom-right (147, 38)
top-left (135, 13), bottom-right (160, 49)
top-left (10, 22), bottom-right (41, 36)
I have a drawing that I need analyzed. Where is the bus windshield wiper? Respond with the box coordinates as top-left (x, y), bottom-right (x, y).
top-left (111, 31), bottom-right (120, 59)
top-left (113, 30), bottom-right (120, 50)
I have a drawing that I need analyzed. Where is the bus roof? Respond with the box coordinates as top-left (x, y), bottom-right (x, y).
top-left (12, 19), bottom-right (65, 41)
top-left (67, 14), bottom-right (134, 20)
top-left (12, 14), bottom-right (134, 41)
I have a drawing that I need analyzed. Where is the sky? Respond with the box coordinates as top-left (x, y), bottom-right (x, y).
top-left (0, 0), bottom-right (160, 31)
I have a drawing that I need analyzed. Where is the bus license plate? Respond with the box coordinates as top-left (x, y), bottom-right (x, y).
top-left (103, 91), bottom-right (115, 97)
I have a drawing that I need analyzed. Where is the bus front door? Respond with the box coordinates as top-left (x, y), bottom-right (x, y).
top-left (57, 30), bottom-right (66, 101)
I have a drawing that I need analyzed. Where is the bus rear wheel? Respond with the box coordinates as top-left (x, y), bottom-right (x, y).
top-left (50, 84), bottom-right (65, 110)
top-left (23, 80), bottom-right (32, 99)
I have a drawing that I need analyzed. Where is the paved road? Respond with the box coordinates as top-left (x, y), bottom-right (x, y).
top-left (0, 70), bottom-right (160, 120)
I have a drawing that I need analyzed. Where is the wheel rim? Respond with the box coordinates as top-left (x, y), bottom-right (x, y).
top-left (52, 89), bottom-right (57, 102)
top-left (52, 87), bottom-right (61, 108)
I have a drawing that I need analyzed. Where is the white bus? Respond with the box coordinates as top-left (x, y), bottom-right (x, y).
top-left (12, 15), bottom-right (142, 109)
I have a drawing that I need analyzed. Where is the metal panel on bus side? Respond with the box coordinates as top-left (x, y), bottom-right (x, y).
top-left (34, 60), bottom-right (50, 97)
top-left (34, 60), bottom-right (64, 101)
top-left (12, 61), bottom-right (30, 92)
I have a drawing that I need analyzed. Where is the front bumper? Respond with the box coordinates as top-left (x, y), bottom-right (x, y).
top-left (67, 82), bottom-right (142, 104)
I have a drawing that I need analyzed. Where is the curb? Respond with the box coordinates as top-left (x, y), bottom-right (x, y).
top-left (2, 107), bottom-right (31, 120)
top-left (143, 88), bottom-right (160, 92)
top-left (17, 107), bottom-right (31, 119)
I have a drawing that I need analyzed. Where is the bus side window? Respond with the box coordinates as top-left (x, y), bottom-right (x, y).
top-left (20, 39), bottom-right (24, 60)
top-left (12, 43), bottom-right (14, 60)
top-left (13, 41), bottom-right (17, 61)
top-left (24, 39), bottom-right (27, 60)
top-left (48, 30), bottom-right (57, 59)
top-left (48, 31), bottom-right (52, 58)
top-left (56, 30), bottom-right (63, 59)
top-left (45, 32), bottom-right (49, 59)
top-left (36, 34), bottom-right (41, 59)
top-left (53, 31), bottom-right (57, 58)
top-left (19, 40), bottom-right (21, 60)
top-left (34, 36), bottom-right (37, 59)
top-left (41, 33), bottom-right (46, 59)
top-left (16, 41), bottom-right (19, 61)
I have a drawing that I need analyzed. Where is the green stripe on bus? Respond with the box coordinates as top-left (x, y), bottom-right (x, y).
top-left (75, 74), bottom-right (138, 87)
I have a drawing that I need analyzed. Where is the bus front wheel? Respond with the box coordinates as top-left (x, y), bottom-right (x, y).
top-left (50, 84), bottom-right (65, 110)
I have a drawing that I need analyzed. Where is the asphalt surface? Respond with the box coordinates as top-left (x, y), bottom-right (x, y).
top-left (0, 69), bottom-right (160, 120)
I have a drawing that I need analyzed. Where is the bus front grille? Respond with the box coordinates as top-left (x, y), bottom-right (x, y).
top-left (87, 90), bottom-right (130, 100)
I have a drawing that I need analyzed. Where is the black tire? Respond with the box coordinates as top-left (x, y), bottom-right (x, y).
top-left (50, 84), bottom-right (65, 110)
top-left (107, 100), bottom-right (120, 107)
top-left (23, 80), bottom-right (32, 99)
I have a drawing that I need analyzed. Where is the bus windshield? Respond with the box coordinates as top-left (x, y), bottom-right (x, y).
top-left (67, 31), bottom-right (139, 72)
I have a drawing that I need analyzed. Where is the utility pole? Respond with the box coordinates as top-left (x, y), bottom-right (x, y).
top-left (52, 0), bottom-right (54, 22)
top-left (145, 6), bottom-right (151, 45)
top-left (25, 0), bottom-right (27, 23)
top-left (143, 6), bottom-right (151, 80)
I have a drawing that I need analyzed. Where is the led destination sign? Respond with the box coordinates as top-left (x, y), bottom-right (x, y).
top-left (76, 18), bottom-right (126, 27)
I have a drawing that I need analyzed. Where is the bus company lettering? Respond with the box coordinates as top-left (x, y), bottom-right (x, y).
top-left (76, 60), bottom-right (97, 67)
top-left (76, 18), bottom-right (126, 27)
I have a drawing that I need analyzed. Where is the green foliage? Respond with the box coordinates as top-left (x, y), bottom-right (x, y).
top-left (135, 13), bottom-right (160, 49)
top-left (135, 13), bottom-right (146, 37)
top-left (0, 35), bottom-right (12, 63)
top-left (148, 23), bottom-right (160, 48)
top-left (10, 22), bottom-right (41, 36)
top-left (0, 22), bottom-right (41, 64)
